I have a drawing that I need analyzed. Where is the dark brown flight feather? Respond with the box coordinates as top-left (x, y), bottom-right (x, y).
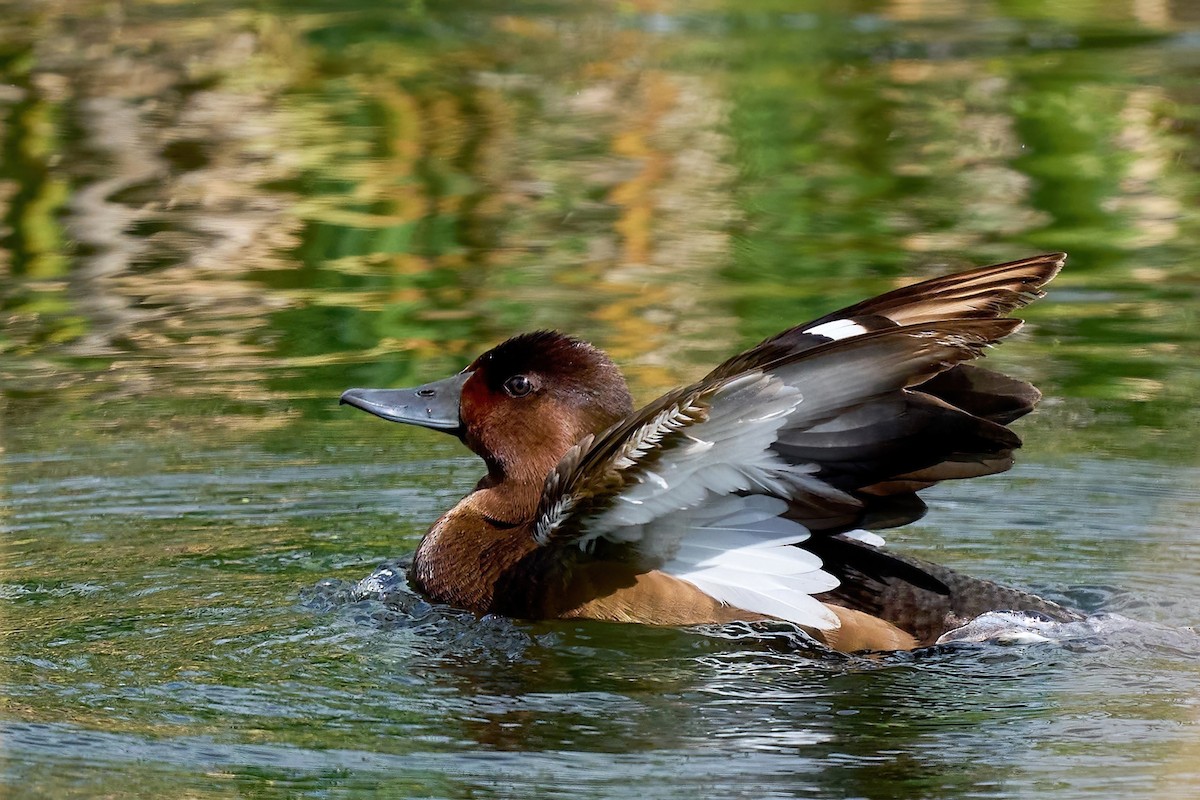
top-left (711, 253), bottom-right (1064, 380)
top-left (803, 252), bottom-right (1065, 328)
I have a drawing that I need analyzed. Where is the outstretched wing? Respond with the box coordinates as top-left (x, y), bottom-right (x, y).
top-left (532, 318), bottom-right (1024, 630)
top-left (711, 252), bottom-right (1064, 377)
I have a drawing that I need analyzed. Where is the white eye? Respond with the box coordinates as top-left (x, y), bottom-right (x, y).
top-left (503, 374), bottom-right (533, 398)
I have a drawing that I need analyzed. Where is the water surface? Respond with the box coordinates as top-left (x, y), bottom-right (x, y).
top-left (3, 1), bottom-right (1199, 797)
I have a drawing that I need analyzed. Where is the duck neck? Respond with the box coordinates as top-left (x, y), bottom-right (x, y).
top-left (472, 467), bottom-right (545, 526)
top-left (410, 434), bottom-right (583, 613)
top-left (409, 469), bottom-right (547, 614)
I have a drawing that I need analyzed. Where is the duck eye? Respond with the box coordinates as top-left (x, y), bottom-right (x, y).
top-left (503, 374), bottom-right (533, 398)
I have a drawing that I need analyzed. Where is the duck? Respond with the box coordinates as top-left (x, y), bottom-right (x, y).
top-left (340, 253), bottom-right (1082, 652)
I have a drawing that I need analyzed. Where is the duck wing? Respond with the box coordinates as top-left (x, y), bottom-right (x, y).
top-left (714, 253), bottom-right (1063, 426)
top-left (531, 318), bottom-right (1024, 630)
top-left (715, 253), bottom-right (1063, 540)
top-left (717, 252), bottom-right (1064, 370)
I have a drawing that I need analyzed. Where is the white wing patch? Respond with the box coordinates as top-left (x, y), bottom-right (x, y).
top-left (660, 495), bottom-right (840, 630)
top-left (806, 319), bottom-right (868, 341)
top-left (842, 529), bottom-right (886, 548)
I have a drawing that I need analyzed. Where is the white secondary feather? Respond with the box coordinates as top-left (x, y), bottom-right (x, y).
top-left (657, 496), bottom-right (840, 630)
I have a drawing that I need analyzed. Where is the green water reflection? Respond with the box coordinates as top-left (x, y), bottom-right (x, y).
top-left (2, 0), bottom-right (1199, 798)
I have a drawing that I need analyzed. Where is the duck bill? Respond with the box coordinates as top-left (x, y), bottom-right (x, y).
top-left (339, 371), bottom-right (471, 433)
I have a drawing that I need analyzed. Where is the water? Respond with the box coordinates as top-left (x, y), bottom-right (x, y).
top-left (3, 1), bottom-right (1199, 797)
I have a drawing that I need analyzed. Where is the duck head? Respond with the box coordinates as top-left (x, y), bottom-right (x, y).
top-left (341, 331), bottom-right (634, 486)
